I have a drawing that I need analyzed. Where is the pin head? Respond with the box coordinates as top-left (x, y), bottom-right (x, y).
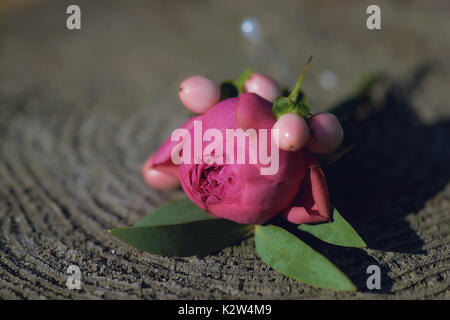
top-left (319, 70), bottom-right (338, 90)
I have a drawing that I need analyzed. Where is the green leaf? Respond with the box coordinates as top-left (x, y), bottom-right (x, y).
top-left (298, 209), bottom-right (366, 248)
top-left (109, 198), bottom-right (253, 256)
top-left (133, 198), bottom-right (213, 227)
top-left (295, 94), bottom-right (311, 117)
top-left (220, 67), bottom-right (254, 100)
top-left (254, 224), bottom-right (356, 291)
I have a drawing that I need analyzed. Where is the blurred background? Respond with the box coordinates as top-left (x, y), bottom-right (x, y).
top-left (0, 0), bottom-right (448, 299)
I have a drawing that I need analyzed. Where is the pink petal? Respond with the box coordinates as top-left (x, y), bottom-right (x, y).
top-left (282, 152), bottom-right (332, 224)
top-left (207, 201), bottom-right (275, 225)
top-left (235, 93), bottom-right (275, 131)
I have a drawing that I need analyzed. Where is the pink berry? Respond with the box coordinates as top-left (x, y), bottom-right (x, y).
top-left (179, 76), bottom-right (220, 114)
top-left (244, 72), bottom-right (281, 103)
top-left (273, 113), bottom-right (310, 151)
top-left (306, 112), bottom-right (344, 154)
top-left (142, 155), bottom-right (180, 191)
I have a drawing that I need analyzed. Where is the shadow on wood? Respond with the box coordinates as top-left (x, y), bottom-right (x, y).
top-left (325, 63), bottom-right (449, 255)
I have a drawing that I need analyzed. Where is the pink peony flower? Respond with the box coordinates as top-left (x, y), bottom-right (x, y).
top-left (147, 93), bottom-right (331, 225)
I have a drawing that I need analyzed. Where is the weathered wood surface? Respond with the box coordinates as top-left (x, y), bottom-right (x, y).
top-left (0, 0), bottom-right (449, 299)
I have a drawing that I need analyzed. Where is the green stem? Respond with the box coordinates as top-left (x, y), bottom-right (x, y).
top-left (234, 67), bottom-right (253, 93)
top-left (288, 56), bottom-right (313, 103)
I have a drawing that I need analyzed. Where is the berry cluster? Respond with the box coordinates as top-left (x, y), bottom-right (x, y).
top-left (144, 72), bottom-right (343, 190)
